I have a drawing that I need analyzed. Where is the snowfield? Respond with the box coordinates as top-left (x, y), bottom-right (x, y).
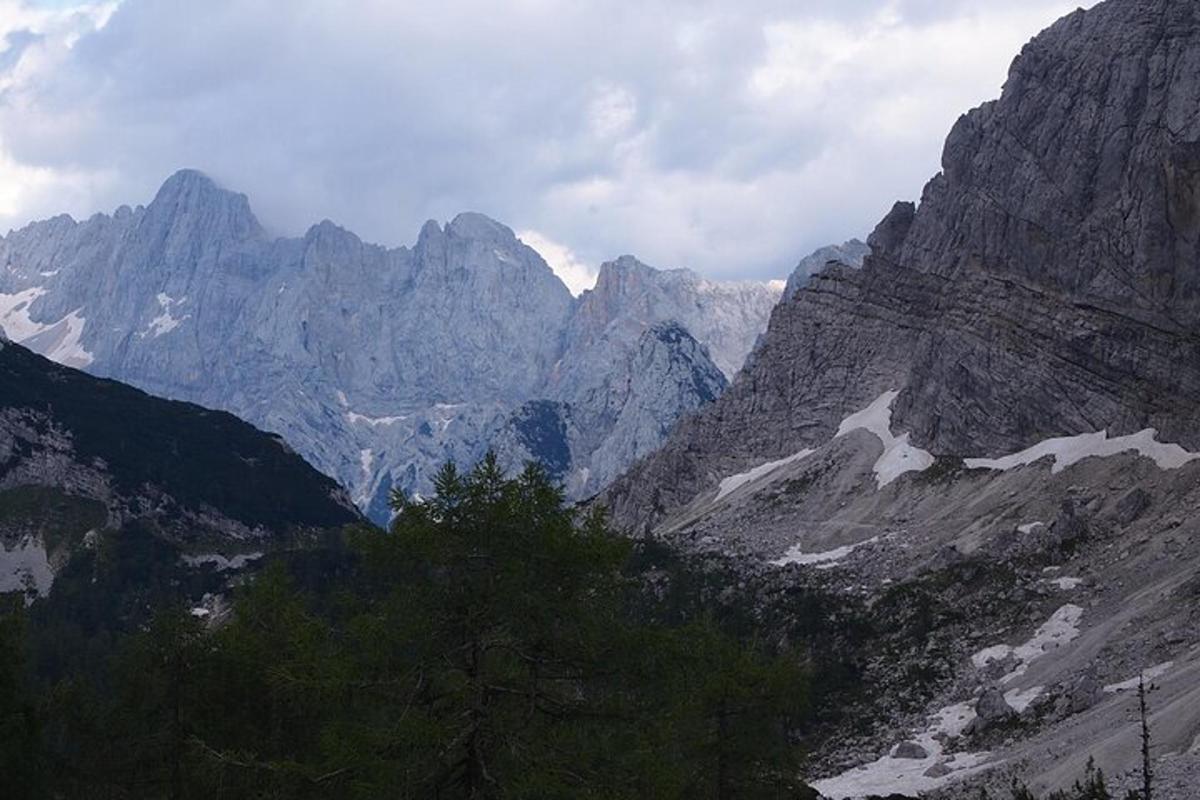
top-left (971, 604), bottom-right (1084, 684)
top-left (0, 536), bottom-right (54, 598)
top-left (1104, 662), bottom-right (1174, 693)
top-left (714, 448), bottom-right (814, 502)
top-left (810, 700), bottom-right (990, 798)
top-left (770, 536), bottom-right (879, 568)
top-left (836, 390), bottom-right (935, 488)
top-left (965, 429), bottom-right (1200, 473)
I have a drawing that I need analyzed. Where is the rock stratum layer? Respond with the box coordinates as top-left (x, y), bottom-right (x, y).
top-left (606, 0), bottom-right (1200, 534)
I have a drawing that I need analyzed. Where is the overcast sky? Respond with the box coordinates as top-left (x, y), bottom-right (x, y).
top-left (0, 0), bottom-right (1092, 291)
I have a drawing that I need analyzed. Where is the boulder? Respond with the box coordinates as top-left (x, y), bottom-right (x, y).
top-left (891, 741), bottom-right (929, 760)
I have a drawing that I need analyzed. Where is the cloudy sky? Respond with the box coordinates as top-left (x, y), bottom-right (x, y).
top-left (0, 0), bottom-right (1092, 292)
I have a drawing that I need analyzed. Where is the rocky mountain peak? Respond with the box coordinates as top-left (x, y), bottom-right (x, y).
top-left (304, 218), bottom-right (351, 240)
top-left (140, 168), bottom-right (264, 256)
top-left (864, 201), bottom-right (914, 263)
top-left (301, 218), bottom-right (369, 262)
top-left (591, 255), bottom-right (683, 293)
top-left (445, 211), bottom-right (518, 244)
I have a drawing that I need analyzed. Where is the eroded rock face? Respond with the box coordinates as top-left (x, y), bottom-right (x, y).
top-left (0, 172), bottom-right (782, 520)
top-left (604, 0), bottom-right (1200, 534)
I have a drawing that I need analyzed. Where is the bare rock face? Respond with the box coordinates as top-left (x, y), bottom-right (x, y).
top-left (604, 0), bottom-right (1200, 533)
top-left (562, 255), bottom-right (780, 381)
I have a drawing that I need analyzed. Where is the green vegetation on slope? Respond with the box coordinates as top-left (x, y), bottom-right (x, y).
top-left (0, 344), bottom-right (358, 531)
top-left (1, 456), bottom-right (821, 799)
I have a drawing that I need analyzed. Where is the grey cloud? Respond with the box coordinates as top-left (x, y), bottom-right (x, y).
top-left (1, 0), bottom-right (1093, 280)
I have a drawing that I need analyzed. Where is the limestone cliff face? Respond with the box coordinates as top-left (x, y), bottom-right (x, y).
top-left (603, 0), bottom-right (1200, 533)
top-left (0, 173), bottom-right (781, 519)
top-left (502, 322), bottom-right (728, 499)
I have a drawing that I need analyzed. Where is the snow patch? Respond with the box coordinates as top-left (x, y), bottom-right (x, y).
top-left (715, 449), bottom-right (814, 502)
top-left (347, 411), bottom-right (408, 427)
top-left (0, 536), bottom-right (54, 599)
top-left (139, 293), bottom-right (190, 339)
top-left (492, 248), bottom-right (518, 265)
top-left (0, 287), bottom-right (95, 367)
top-left (180, 552), bottom-right (264, 572)
top-left (971, 604), bottom-right (1084, 683)
top-left (965, 429), bottom-right (1199, 474)
top-left (1017, 521), bottom-right (1044, 534)
top-left (1104, 662), bottom-right (1173, 694)
top-left (1004, 685), bottom-right (1044, 713)
top-left (1048, 576), bottom-right (1083, 591)
top-left (771, 536), bottom-right (879, 568)
top-left (360, 449), bottom-right (374, 478)
top-left (836, 391), bottom-right (934, 488)
top-left (0, 287), bottom-right (49, 340)
top-left (37, 309), bottom-right (94, 367)
top-left (811, 700), bottom-right (990, 798)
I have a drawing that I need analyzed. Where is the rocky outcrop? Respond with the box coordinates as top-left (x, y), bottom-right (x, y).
top-left (780, 239), bottom-right (869, 301)
top-left (604, 0), bottom-right (1200, 535)
top-left (0, 172), bottom-right (781, 519)
top-left (564, 255), bottom-right (781, 380)
top-left (492, 323), bottom-right (728, 498)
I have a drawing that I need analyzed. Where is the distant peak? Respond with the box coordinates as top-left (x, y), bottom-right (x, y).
top-left (591, 256), bottom-right (703, 294)
top-left (446, 212), bottom-right (517, 242)
top-left (305, 218), bottom-right (350, 239)
top-left (152, 169), bottom-right (227, 204)
top-left (150, 168), bottom-right (257, 209)
top-left (146, 168), bottom-right (263, 242)
top-left (162, 167), bottom-right (216, 187)
top-left (597, 255), bottom-right (653, 279)
top-left (612, 254), bottom-right (646, 268)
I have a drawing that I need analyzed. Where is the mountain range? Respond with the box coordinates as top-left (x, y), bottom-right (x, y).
top-left (5, 0), bottom-right (1198, 795)
top-left (0, 173), bottom-right (790, 520)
